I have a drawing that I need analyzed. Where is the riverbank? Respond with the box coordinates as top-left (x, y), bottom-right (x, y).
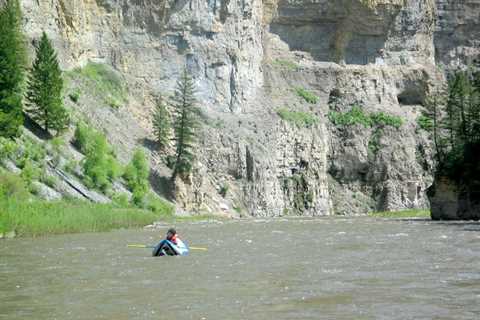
top-left (1, 201), bottom-right (432, 238)
top-left (368, 209), bottom-right (431, 218)
top-left (0, 199), bottom-right (175, 238)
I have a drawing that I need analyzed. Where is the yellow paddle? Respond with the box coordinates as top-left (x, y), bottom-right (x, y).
top-left (127, 244), bottom-right (208, 251)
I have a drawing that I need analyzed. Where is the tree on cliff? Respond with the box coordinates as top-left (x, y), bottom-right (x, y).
top-left (26, 32), bottom-right (69, 135)
top-left (171, 68), bottom-right (200, 181)
top-left (426, 69), bottom-right (480, 220)
top-left (152, 95), bottom-right (171, 151)
top-left (0, 0), bottom-right (27, 138)
top-left (426, 69), bottom-right (480, 178)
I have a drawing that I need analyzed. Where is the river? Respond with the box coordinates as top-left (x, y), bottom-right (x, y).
top-left (1, 217), bottom-right (480, 319)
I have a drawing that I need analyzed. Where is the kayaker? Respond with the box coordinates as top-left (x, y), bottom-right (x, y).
top-left (152, 228), bottom-right (189, 256)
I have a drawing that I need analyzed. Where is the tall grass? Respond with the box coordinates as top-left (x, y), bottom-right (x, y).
top-left (67, 62), bottom-right (127, 108)
top-left (276, 107), bottom-right (318, 128)
top-left (271, 59), bottom-right (298, 71)
top-left (368, 209), bottom-right (430, 218)
top-left (328, 105), bottom-right (403, 129)
top-left (0, 199), bottom-right (174, 237)
top-left (295, 87), bottom-right (319, 104)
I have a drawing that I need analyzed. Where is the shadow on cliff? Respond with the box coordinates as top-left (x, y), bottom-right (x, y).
top-left (23, 113), bottom-right (53, 140)
top-left (149, 169), bottom-right (175, 202)
top-left (138, 137), bottom-right (176, 201)
top-left (140, 137), bottom-right (159, 153)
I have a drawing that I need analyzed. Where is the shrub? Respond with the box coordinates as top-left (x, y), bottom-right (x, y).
top-left (0, 172), bottom-right (29, 201)
top-left (295, 87), bottom-right (319, 104)
top-left (72, 122), bottom-right (121, 191)
top-left (276, 107), bottom-right (318, 128)
top-left (20, 160), bottom-right (40, 186)
top-left (144, 193), bottom-right (174, 214)
top-left (40, 173), bottom-right (58, 189)
top-left (23, 139), bottom-right (46, 162)
top-left (82, 133), bottom-right (111, 191)
top-left (0, 137), bottom-right (18, 161)
top-left (106, 96), bottom-right (122, 109)
top-left (69, 89), bottom-right (81, 103)
top-left (370, 111), bottom-right (403, 129)
top-left (328, 105), bottom-right (373, 127)
top-left (73, 122), bottom-right (90, 153)
top-left (219, 184), bottom-right (229, 198)
top-left (64, 158), bottom-right (78, 174)
top-left (272, 59), bottom-right (298, 71)
top-left (368, 128), bottom-right (383, 156)
top-left (123, 149), bottom-right (149, 205)
top-left (328, 105), bottom-right (403, 129)
top-left (417, 115), bottom-right (433, 132)
top-left (112, 193), bottom-right (130, 207)
top-left (69, 62), bottom-right (127, 107)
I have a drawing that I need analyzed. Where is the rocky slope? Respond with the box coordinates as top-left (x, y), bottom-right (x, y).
top-left (13, 0), bottom-right (480, 216)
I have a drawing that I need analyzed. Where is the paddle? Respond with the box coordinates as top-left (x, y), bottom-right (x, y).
top-left (127, 244), bottom-right (208, 251)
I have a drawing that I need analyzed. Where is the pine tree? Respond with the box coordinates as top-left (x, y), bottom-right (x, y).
top-left (0, 0), bottom-right (27, 138)
top-left (26, 32), bottom-right (69, 134)
top-left (424, 92), bottom-right (444, 163)
top-left (471, 71), bottom-right (480, 141)
top-left (172, 68), bottom-right (200, 181)
top-left (152, 95), bottom-right (171, 151)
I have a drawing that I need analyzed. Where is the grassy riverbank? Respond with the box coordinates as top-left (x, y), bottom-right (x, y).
top-left (0, 199), bottom-right (174, 237)
top-left (369, 209), bottom-right (431, 218)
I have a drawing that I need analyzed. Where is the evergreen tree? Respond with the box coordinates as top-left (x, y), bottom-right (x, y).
top-left (471, 72), bottom-right (480, 141)
top-left (172, 68), bottom-right (200, 180)
top-left (424, 92), bottom-right (444, 163)
top-left (152, 95), bottom-right (171, 150)
top-left (425, 69), bottom-right (480, 179)
top-left (0, 0), bottom-right (27, 138)
top-left (26, 32), bottom-right (69, 134)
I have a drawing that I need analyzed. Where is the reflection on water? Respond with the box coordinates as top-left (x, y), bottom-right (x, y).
top-left (1, 217), bottom-right (480, 319)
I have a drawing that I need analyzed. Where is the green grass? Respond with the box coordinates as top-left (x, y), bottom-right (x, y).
top-left (417, 115), bottom-right (433, 132)
top-left (329, 105), bottom-right (373, 127)
top-left (0, 199), bottom-right (174, 237)
top-left (368, 209), bottom-right (430, 218)
top-left (276, 107), bottom-right (318, 128)
top-left (174, 214), bottom-right (227, 222)
top-left (329, 105), bottom-right (403, 129)
top-left (67, 62), bottom-right (127, 108)
top-left (69, 89), bottom-right (81, 103)
top-left (295, 87), bottom-right (319, 104)
top-left (271, 59), bottom-right (299, 71)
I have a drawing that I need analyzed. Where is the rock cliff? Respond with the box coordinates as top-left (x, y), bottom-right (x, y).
top-left (14, 0), bottom-right (480, 216)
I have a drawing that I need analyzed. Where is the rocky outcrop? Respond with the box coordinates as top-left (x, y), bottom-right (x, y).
top-left (434, 0), bottom-right (480, 68)
top-left (12, 0), bottom-right (479, 216)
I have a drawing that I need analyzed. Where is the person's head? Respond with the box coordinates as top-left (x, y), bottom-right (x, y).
top-left (166, 228), bottom-right (176, 240)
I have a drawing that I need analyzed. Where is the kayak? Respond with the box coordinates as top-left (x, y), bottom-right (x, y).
top-left (152, 239), bottom-right (189, 256)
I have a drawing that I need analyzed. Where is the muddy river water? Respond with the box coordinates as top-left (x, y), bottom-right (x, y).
top-left (1, 217), bottom-right (480, 319)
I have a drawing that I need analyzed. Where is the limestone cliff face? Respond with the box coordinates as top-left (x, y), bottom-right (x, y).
top-left (16, 0), bottom-right (479, 216)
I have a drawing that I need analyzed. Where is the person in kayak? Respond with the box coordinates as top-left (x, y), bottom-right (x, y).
top-left (152, 228), bottom-right (189, 256)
